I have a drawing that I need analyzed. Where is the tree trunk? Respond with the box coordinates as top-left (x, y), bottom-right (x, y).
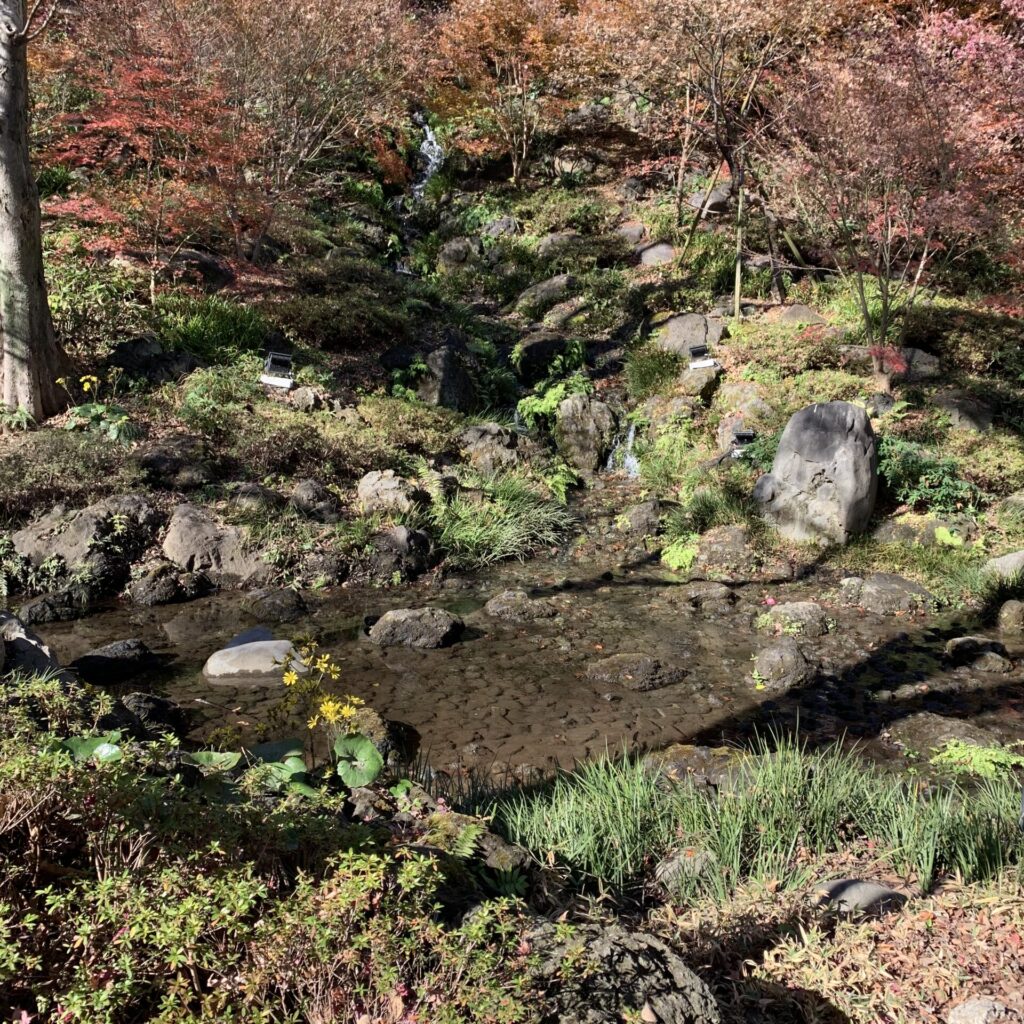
top-left (0, 9), bottom-right (70, 422)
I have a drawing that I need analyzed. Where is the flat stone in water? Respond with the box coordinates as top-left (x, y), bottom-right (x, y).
top-left (204, 640), bottom-right (298, 679)
top-left (585, 653), bottom-right (687, 692)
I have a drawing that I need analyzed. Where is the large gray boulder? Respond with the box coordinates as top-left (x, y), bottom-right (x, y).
top-left (0, 611), bottom-right (67, 678)
top-left (554, 394), bottom-right (617, 474)
top-left (13, 495), bottom-right (161, 587)
top-left (162, 504), bottom-right (268, 584)
top-left (460, 423), bottom-right (522, 476)
top-left (416, 346), bottom-right (478, 412)
top-left (985, 550), bottom-right (1024, 582)
top-left (753, 401), bottom-right (877, 545)
top-left (515, 274), bottom-right (576, 316)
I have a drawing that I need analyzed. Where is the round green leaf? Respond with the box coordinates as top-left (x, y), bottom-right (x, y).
top-left (333, 734), bottom-right (384, 789)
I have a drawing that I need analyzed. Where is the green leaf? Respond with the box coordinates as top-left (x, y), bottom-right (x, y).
top-left (61, 731), bottom-right (123, 763)
top-left (185, 750), bottom-right (242, 772)
top-left (334, 734), bottom-right (384, 789)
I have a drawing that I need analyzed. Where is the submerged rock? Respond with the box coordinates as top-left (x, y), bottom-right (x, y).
top-left (485, 589), bottom-right (557, 623)
top-left (368, 608), bottom-right (463, 649)
top-left (72, 639), bottom-right (160, 684)
top-left (0, 611), bottom-right (67, 678)
top-left (586, 653), bottom-right (687, 691)
top-left (128, 558), bottom-right (212, 607)
top-left (998, 600), bottom-right (1024, 635)
top-left (760, 601), bottom-right (830, 637)
top-left (753, 401), bottom-right (877, 546)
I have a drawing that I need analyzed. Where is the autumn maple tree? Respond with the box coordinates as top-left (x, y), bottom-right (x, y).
top-left (763, 10), bottom-right (1021, 389)
top-left (0, 0), bottom-right (72, 421)
top-left (434, 0), bottom-right (570, 185)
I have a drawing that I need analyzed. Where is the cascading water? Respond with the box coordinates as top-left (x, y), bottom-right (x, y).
top-left (606, 422), bottom-right (640, 478)
top-left (412, 114), bottom-right (444, 202)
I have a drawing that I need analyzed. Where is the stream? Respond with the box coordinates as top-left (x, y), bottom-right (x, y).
top-left (37, 488), bottom-right (1024, 778)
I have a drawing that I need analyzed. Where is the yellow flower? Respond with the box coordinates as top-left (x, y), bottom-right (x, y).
top-left (346, 695), bottom-right (365, 708)
top-left (283, 668), bottom-right (300, 687)
top-left (338, 705), bottom-right (357, 721)
top-left (307, 714), bottom-right (320, 729)
top-left (314, 654), bottom-right (331, 674)
top-left (317, 696), bottom-right (344, 725)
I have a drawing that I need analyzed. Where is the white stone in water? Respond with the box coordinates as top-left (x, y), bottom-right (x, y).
top-left (203, 640), bottom-right (304, 680)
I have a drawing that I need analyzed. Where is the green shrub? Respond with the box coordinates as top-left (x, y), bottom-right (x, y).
top-left (156, 295), bottom-right (269, 364)
top-left (37, 163), bottom-right (74, 199)
top-left (516, 371), bottom-right (592, 431)
top-left (624, 346), bottom-right (682, 401)
top-left (878, 434), bottom-right (985, 514)
top-left (176, 359), bottom-right (263, 436)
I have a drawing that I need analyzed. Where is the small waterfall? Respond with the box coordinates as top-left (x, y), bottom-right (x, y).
top-left (606, 422), bottom-right (640, 478)
top-left (412, 114), bottom-right (444, 202)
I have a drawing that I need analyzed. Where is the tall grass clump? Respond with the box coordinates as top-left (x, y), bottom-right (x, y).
top-left (494, 738), bottom-right (1024, 901)
top-left (427, 475), bottom-right (575, 569)
top-left (157, 295), bottom-right (270, 364)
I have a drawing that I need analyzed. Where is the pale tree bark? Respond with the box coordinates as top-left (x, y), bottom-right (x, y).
top-left (0, 0), bottom-right (70, 422)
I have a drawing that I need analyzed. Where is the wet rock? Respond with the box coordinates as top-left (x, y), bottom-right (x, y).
top-left (368, 608), bottom-right (464, 649)
top-left (13, 494), bottom-right (161, 592)
top-left (289, 385), bottom-right (322, 413)
top-left (417, 345), bottom-right (479, 413)
top-left (639, 242), bottom-right (677, 266)
top-left (460, 423), bottom-right (521, 475)
top-left (18, 586), bottom-right (94, 626)
top-left (512, 329), bottom-right (575, 384)
top-left (0, 611), bottom-right (67, 678)
top-left (290, 479), bottom-right (338, 522)
top-left (984, 549), bottom-right (1024, 582)
top-left (356, 470), bottom-right (425, 515)
top-left (118, 692), bottom-right (188, 740)
top-left (680, 581), bottom-right (737, 613)
top-left (162, 504), bottom-right (269, 584)
top-left (753, 401), bottom-right (878, 546)
top-left (529, 922), bottom-right (719, 1024)
top-left (372, 526), bottom-right (435, 581)
top-left (585, 653), bottom-right (687, 691)
top-left (753, 637), bottom-right (815, 691)
top-left (485, 589), bottom-right (558, 623)
top-left (839, 573), bottom-right (935, 615)
top-left (998, 600), bottom-right (1024, 635)
top-left (127, 558), bottom-right (212, 607)
top-left (203, 639), bottom-right (299, 679)
top-left (136, 434), bottom-right (217, 489)
top-left (935, 390), bottom-right (994, 433)
top-left (241, 587), bottom-right (307, 623)
top-left (691, 525), bottom-right (791, 585)
top-left (946, 636), bottom-right (1009, 662)
top-left (761, 602), bottom-right (830, 637)
top-left (677, 361), bottom-right (724, 404)
top-left (885, 712), bottom-right (1000, 753)
top-left (554, 393), bottom-right (617, 475)
top-left (619, 499), bottom-right (661, 536)
top-left (71, 639), bottom-right (160, 684)
top-left (813, 879), bottom-right (907, 916)
top-left (948, 997), bottom-right (1015, 1024)
top-left (515, 273), bottom-right (577, 316)
top-left (651, 313), bottom-right (727, 357)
